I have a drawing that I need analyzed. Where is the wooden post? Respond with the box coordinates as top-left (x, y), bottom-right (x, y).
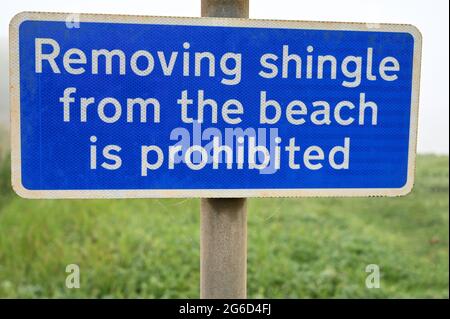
top-left (200, 0), bottom-right (249, 299)
top-left (201, 0), bottom-right (249, 18)
top-left (200, 198), bottom-right (247, 298)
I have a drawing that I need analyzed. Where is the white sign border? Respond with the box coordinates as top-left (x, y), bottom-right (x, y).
top-left (10, 12), bottom-right (422, 199)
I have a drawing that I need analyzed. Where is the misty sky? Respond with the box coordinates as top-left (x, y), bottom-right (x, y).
top-left (0, 0), bottom-right (448, 154)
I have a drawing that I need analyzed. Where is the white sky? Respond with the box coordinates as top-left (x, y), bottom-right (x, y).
top-left (0, 0), bottom-right (448, 154)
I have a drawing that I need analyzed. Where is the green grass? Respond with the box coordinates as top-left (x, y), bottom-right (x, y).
top-left (0, 155), bottom-right (448, 298)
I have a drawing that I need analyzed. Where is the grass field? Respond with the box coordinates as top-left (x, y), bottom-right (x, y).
top-left (0, 154), bottom-right (448, 298)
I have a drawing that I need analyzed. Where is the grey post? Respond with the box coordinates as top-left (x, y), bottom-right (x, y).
top-left (200, 0), bottom-right (249, 299)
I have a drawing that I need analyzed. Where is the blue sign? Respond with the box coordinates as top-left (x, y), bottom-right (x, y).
top-left (10, 12), bottom-right (422, 198)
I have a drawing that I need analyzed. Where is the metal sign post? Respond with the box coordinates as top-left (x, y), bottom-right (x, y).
top-left (200, 0), bottom-right (249, 299)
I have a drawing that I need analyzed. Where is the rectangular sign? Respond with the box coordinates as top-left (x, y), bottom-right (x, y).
top-left (10, 12), bottom-right (421, 198)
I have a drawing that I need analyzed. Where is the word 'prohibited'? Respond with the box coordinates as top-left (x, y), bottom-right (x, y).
top-left (10, 12), bottom-right (422, 198)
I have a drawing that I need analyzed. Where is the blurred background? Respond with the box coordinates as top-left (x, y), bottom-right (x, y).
top-left (0, 0), bottom-right (448, 298)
